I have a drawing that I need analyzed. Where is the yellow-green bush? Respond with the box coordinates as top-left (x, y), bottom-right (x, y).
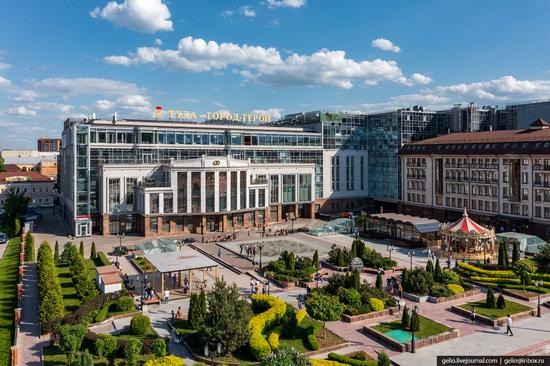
top-left (249, 294), bottom-right (287, 360)
top-left (457, 262), bottom-right (516, 278)
top-left (368, 298), bottom-right (384, 312)
top-left (311, 359), bottom-right (348, 366)
top-left (446, 284), bottom-right (465, 295)
top-left (470, 276), bottom-right (521, 285)
top-left (267, 327), bottom-right (281, 350)
top-left (143, 355), bottom-right (185, 366)
top-left (296, 308), bottom-right (307, 324)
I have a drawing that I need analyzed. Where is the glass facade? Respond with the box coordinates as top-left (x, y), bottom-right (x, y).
top-left (298, 174), bottom-right (312, 201)
top-left (164, 193), bottom-right (173, 214)
top-left (177, 172), bottom-right (187, 213)
top-left (205, 172), bottom-right (215, 212)
top-left (108, 178), bottom-right (120, 213)
top-left (191, 172), bottom-right (201, 213)
top-left (125, 178), bottom-right (137, 211)
top-left (219, 172), bottom-right (227, 211)
top-left (239, 171), bottom-right (247, 210)
top-left (282, 175), bottom-right (296, 203)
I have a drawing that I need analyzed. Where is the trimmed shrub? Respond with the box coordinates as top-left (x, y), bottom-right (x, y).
top-left (58, 324), bottom-right (87, 365)
top-left (434, 259), bottom-right (443, 282)
top-left (442, 270), bottom-right (460, 284)
top-left (97, 252), bottom-right (111, 266)
top-left (429, 283), bottom-right (452, 298)
top-left (93, 338), bottom-right (105, 359)
top-left (311, 360), bottom-right (349, 366)
top-left (497, 294), bottom-right (506, 309)
top-left (103, 336), bottom-right (117, 365)
top-left (313, 250), bottom-right (319, 269)
top-left (37, 241), bottom-right (64, 332)
top-left (368, 298), bottom-right (384, 312)
top-left (114, 296), bottom-right (135, 312)
top-left (267, 327), bottom-right (281, 350)
top-left (90, 242), bottom-right (97, 259)
top-left (426, 260), bottom-right (434, 276)
top-left (305, 325), bottom-right (320, 351)
top-left (248, 294), bottom-right (287, 360)
top-left (328, 352), bottom-right (378, 366)
top-left (94, 304), bottom-right (110, 323)
top-left (378, 351), bottom-right (391, 366)
top-left (130, 314), bottom-right (152, 335)
top-left (79, 241), bottom-right (85, 257)
top-left (124, 338), bottom-right (142, 366)
top-left (486, 288), bottom-right (496, 309)
top-left (410, 311), bottom-right (420, 332)
top-left (305, 291), bottom-right (344, 321)
top-left (152, 338), bottom-right (167, 358)
top-left (401, 306), bottom-right (410, 330)
top-left (375, 272), bottom-right (383, 291)
top-left (446, 284), bottom-right (465, 295)
top-left (25, 232), bottom-right (35, 262)
top-left (282, 306), bottom-right (298, 339)
top-left (458, 262), bottom-right (516, 279)
top-left (403, 268), bottom-right (433, 295)
top-left (296, 309), bottom-right (307, 324)
top-left (54, 241), bottom-right (60, 264)
top-left (338, 287), bottom-right (362, 308)
top-left (143, 356), bottom-right (185, 366)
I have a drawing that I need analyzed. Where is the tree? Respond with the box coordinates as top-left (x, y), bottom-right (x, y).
top-left (434, 259), bottom-right (443, 282)
top-left (76, 349), bottom-right (93, 366)
top-left (93, 339), bottom-right (105, 360)
top-left (130, 314), bottom-right (152, 335)
top-left (411, 311), bottom-right (420, 332)
top-left (79, 241), bottom-right (85, 257)
top-left (513, 259), bottom-right (538, 291)
top-left (336, 249), bottom-right (346, 267)
top-left (312, 250), bottom-right (319, 269)
top-left (375, 272), bottom-right (383, 291)
top-left (305, 291), bottom-right (344, 321)
top-left (497, 294), bottom-right (506, 309)
top-left (486, 287), bottom-right (496, 309)
top-left (58, 324), bottom-right (87, 365)
top-left (402, 268), bottom-right (433, 296)
top-left (124, 338), bottom-right (142, 366)
top-left (37, 241), bottom-right (64, 331)
top-left (188, 292), bottom-right (207, 330)
top-left (377, 351), bottom-right (391, 366)
top-left (348, 270), bottom-right (361, 290)
top-left (534, 244), bottom-right (550, 274)
top-left (401, 268), bottom-right (409, 290)
top-left (90, 242), bottom-right (97, 259)
top-left (1, 190), bottom-right (29, 236)
top-left (200, 278), bottom-right (252, 355)
top-left (102, 336), bottom-right (118, 366)
top-left (401, 306), bottom-right (410, 330)
top-left (25, 232), bottom-right (35, 262)
top-left (152, 339), bottom-right (167, 358)
top-left (0, 154), bottom-right (5, 172)
top-left (63, 243), bottom-right (98, 301)
top-left (356, 240), bottom-right (366, 258)
top-left (349, 243), bottom-right (357, 259)
top-left (512, 242), bottom-right (520, 264)
top-left (54, 241), bottom-right (60, 264)
top-left (287, 252), bottom-right (295, 271)
top-left (260, 346), bottom-right (311, 366)
top-left (281, 306), bottom-right (298, 339)
top-left (426, 260), bottom-right (434, 276)
top-left (503, 242), bottom-right (510, 267)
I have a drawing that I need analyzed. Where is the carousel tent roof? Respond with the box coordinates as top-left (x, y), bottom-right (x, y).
top-left (447, 208), bottom-right (488, 234)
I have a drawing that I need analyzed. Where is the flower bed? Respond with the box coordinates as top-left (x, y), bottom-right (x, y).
top-left (427, 288), bottom-right (481, 304)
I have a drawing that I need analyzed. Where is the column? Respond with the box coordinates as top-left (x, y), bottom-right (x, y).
top-left (159, 192), bottom-right (164, 214)
top-left (214, 171), bottom-right (220, 212)
top-left (222, 214), bottom-right (228, 232)
top-left (236, 171), bottom-right (241, 210)
top-left (102, 214), bottom-right (110, 236)
top-left (200, 171), bottom-right (206, 213)
top-left (170, 216), bottom-right (176, 233)
top-left (186, 171), bottom-right (192, 214)
top-left (157, 217), bottom-right (162, 235)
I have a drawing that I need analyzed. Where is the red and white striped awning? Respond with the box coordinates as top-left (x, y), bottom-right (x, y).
top-left (447, 208), bottom-right (488, 234)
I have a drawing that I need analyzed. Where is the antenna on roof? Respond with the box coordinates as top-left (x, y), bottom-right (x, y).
top-left (112, 112), bottom-right (118, 124)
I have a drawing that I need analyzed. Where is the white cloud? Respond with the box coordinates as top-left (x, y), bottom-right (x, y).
top-left (8, 106), bottom-right (37, 117)
top-left (242, 6), bottom-right (256, 17)
top-left (371, 38), bottom-right (401, 53)
top-left (92, 94), bottom-right (151, 114)
top-left (252, 108), bottom-right (283, 120)
top-left (32, 77), bottom-right (143, 96)
top-left (179, 97), bottom-right (199, 103)
top-left (12, 90), bottom-right (39, 102)
top-left (154, 38), bottom-right (163, 46)
top-left (410, 73), bottom-right (433, 85)
top-left (90, 0), bottom-right (173, 33)
top-left (104, 36), bottom-right (424, 89)
top-left (0, 62), bottom-right (11, 70)
top-left (266, 0), bottom-right (306, 8)
top-left (0, 75), bottom-right (12, 88)
top-left (94, 99), bottom-right (116, 111)
top-left (27, 102), bottom-right (73, 114)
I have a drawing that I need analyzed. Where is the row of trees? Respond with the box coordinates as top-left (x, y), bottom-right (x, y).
top-left (498, 241), bottom-right (521, 268)
top-left (37, 241), bottom-right (65, 332)
top-left (1, 190), bottom-right (29, 236)
top-left (63, 243), bottom-right (98, 302)
top-left (24, 232), bottom-right (35, 262)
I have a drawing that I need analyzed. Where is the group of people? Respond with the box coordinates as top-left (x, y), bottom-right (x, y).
top-left (249, 278), bottom-right (269, 295)
top-left (123, 273), bottom-right (135, 291)
top-left (240, 244), bottom-right (258, 258)
top-left (142, 282), bottom-right (155, 301)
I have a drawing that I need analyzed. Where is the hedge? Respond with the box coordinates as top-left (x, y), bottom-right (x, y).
top-left (62, 290), bottom-right (130, 325)
top-left (306, 325), bottom-right (319, 351)
top-left (327, 353), bottom-right (377, 366)
top-left (143, 356), bottom-right (185, 366)
top-left (82, 330), bottom-right (166, 356)
top-left (478, 282), bottom-right (550, 294)
top-left (446, 284), bottom-right (465, 295)
top-left (94, 304), bottom-right (109, 323)
top-left (311, 359), bottom-right (348, 366)
top-left (248, 294), bottom-right (287, 360)
top-left (457, 262), bottom-right (516, 278)
top-left (267, 327), bottom-right (281, 350)
top-left (296, 309), bottom-right (307, 324)
top-left (97, 252), bottom-right (111, 266)
top-left (471, 276), bottom-right (550, 289)
top-left (368, 298), bottom-right (384, 312)
top-left (532, 273), bottom-right (550, 281)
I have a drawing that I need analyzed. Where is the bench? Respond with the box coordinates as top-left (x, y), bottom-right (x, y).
top-left (142, 298), bottom-right (161, 305)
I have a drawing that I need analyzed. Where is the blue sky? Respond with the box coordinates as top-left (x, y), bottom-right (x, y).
top-left (1, 0), bottom-right (550, 148)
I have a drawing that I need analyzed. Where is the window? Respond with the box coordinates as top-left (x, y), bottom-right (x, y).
top-left (258, 189), bottom-right (265, 208)
top-left (191, 172), bottom-right (201, 213)
top-left (125, 178), bottom-right (137, 211)
top-left (150, 217), bottom-right (158, 233)
top-left (231, 172), bottom-right (238, 210)
top-left (205, 172), bottom-right (214, 212)
top-left (331, 156), bottom-right (340, 191)
top-left (345, 156), bottom-right (355, 191)
top-left (164, 193), bottom-right (173, 214)
top-left (270, 175), bottom-right (279, 204)
top-left (219, 172), bottom-right (227, 211)
top-left (240, 171), bottom-right (247, 210)
top-left (177, 172), bottom-right (187, 213)
top-left (282, 174), bottom-right (296, 203)
top-left (522, 172), bottom-right (528, 184)
top-left (249, 190), bottom-right (256, 208)
top-left (360, 156), bottom-right (365, 191)
top-left (108, 178), bottom-right (120, 213)
top-left (162, 217), bottom-right (170, 232)
top-left (298, 174), bottom-right (312, 201)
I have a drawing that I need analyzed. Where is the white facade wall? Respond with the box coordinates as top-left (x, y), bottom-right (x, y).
top-left (0, 181), bottom-right (55, 207)
top-left (322, 150), bottom-right (368, 199)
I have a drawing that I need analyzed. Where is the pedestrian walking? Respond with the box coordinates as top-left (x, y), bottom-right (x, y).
top-left (506, 314), bottom-right (513, 336)
top-left (265, 282), bottom-right (270, 295)
top-left (398, 284), bottom-right (403, 298)
top-left (164, 289), bottom-right (170, 304)
top-left (470, 306), bottom-right (476, 324)
top-left (171, 310), bottom-right (175, 322)
top-left (218, 248), bottom-right (222, 259)
top-left (253, 246), bottom-right (256, 258)
top-left (240, 245), bottom-right (243, 255)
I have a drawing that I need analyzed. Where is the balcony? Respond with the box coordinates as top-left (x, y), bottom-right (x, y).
top-left (250, 178), bottom-right (268, 185)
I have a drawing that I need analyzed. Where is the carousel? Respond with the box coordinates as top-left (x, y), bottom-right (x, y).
top-left (440, 208), bottom-right (496, 262)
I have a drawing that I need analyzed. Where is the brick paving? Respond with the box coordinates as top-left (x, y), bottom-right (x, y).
top-left (18, 263), bottom-right (50, 366)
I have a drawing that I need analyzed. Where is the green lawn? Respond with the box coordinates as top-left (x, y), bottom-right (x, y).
top-left (56, 259), bottom-right (97, 314)
top-left (43, 345), bottom-right (153, 366)
top-left (373, 315), bottom-right (451, 339)
top-left (458, 300), bottom-right (533, 319)
top-left (0, 238), bottom-right (20, 366)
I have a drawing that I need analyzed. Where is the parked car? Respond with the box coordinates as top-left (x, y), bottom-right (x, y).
top-left (0, 233), bottom-right (8, 244)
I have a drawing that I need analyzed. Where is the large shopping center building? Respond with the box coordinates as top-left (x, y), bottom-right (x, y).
top-left (59, 114), bottom-right (369, 237)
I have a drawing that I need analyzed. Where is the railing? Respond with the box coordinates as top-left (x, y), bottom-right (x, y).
top-left (470, 164), bottom-right (498, 169)
top-left (251, 178), bottom-right (268, 185)
top-left (139, 181), bottom-right (171, 188)
top-left (533, 165), bottom-right (550, 171)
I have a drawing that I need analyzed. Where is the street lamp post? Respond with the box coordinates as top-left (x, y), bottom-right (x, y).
top-left (290, 215), bottom-right (296, 233)
top-left (411, 305), bottom-right (418, 353)
top-left (258, 243), bottom-right (265, 268)
top-left (387, 244), bottom-right (394, 261)
top-left (140, 274), bottom-right (147, 312)
top-left (200, 220), bottom-right (205, 243)
top-left (116, 232), bottom-right (124, 267)
top-left (232, 215), bottom-right (236, 239)
top-left (535, 280), bottom-right (544, 317)
top-left (407, 250), bottom-right (414, 270)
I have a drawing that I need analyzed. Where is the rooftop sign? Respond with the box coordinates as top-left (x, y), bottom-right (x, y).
top-left (154, 106), bottom-right (271, 124)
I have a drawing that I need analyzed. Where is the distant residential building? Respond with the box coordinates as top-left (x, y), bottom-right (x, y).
top-left (1, 150), bottom-right (59, 179)
top-left (400, 119), bottom-right (550, 240)
top-left (0, 171), bottom-right (54, 207)
top-left (37, 137), bottom-right (61, 152)
top-left (34, 159), bottom-right (58, 180)
top-left (503, 100), bottom-right (550, 129)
